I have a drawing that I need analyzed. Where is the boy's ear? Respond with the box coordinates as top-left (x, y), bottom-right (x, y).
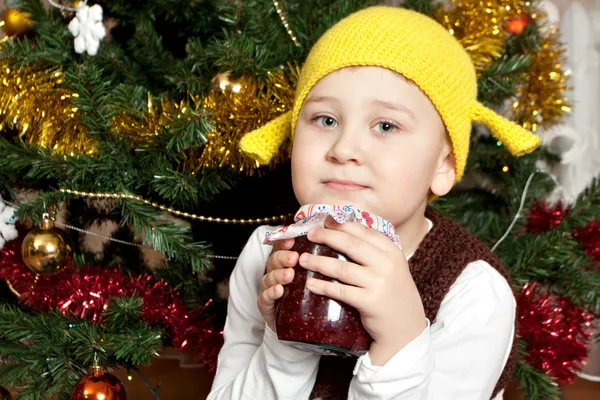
top-left (430, 142), bottom-right (456, 197)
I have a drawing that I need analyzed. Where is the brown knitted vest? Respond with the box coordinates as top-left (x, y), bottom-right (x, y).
top-left (309, 209), bottom-right (518, 399)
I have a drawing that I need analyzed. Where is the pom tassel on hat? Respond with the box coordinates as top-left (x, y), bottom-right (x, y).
top-left (470, 101), bottom-right (542, 156)
top-left (239, 111), bottom-right (292, 165)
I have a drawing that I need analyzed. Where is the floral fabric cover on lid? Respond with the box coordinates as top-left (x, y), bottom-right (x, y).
top-left (264, 204), bottom-right (401, 248)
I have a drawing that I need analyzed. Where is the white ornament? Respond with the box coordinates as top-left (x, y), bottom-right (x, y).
top-left (68, 2), bottom-right (106, 56)
top-left (0, 195), bottom-right (18, 250)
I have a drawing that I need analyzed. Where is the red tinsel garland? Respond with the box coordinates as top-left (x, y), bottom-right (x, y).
top-left (523, 201), bottom-right (567, 234)
top-left (573, 218), bottom-right (600, 267)
top-left (0, 238), bottom-right (223, 371)
top-left (517, 283), bottom-right (595, 383)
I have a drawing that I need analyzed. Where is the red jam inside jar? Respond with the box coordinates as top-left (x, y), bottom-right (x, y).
top-left (275, 235), bottom-right (372, 357)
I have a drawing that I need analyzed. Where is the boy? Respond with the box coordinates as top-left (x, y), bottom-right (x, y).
top-left (208, 6), bottom-right (540, 399)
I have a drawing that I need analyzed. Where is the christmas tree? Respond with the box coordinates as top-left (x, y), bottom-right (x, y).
top-left (0, 0), bottom-right (599, 399)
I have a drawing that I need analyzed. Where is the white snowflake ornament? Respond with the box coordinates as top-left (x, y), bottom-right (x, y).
top-left (0, 195), bottom-right (18, 250)
top-left (68, 2), bottom-right (106, 56)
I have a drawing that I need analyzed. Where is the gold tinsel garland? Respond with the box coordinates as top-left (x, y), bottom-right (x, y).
top-left (0, 60), bottom-right (198, 154)
top-left (0, 61), bottom-right (94, 154)
top-left (512, 34), bottom-right (571, 131)
top-left (181, 67), bottom-right (298, 175)
top-left (108, 93), bottom-right (197, 149)
top-left (434, 0), bottom-right (507, 73)
top-left (437, 0), bottom-right (570, 131)
top-left (509, 8), bottom-right (571, 131)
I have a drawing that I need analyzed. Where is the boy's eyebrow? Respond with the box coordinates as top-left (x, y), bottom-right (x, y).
top-left (304, 96), bottom-right (417, 122)
top-left (304, 95), bottom-right (340, 105)
top-left (372, 100), bottom-right (417, 121)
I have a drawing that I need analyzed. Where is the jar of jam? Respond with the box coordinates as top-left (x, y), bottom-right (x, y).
top-left (275, 235), bottom-right (372, 357)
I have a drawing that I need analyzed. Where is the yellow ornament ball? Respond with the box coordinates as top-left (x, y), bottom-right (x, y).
top-left (22, 214), bottom-right (72, 275)
top-left (0, 8), bottom-right (33, 38)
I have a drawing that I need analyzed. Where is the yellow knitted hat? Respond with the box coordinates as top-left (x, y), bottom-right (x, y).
top-left (239, 6), bottom-right (541, 182)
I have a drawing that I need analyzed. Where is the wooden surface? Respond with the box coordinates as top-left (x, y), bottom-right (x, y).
top-left (113, 356), bottom-right (600, 399)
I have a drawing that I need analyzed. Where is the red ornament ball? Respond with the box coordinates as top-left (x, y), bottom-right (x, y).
top-left (70, 371), bottom-right (126, 400)
top-left (506, 14), bottom-right (533, 35)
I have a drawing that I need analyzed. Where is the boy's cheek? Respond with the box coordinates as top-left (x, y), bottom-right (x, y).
top-left (292, 139), bottom-right (328, 164)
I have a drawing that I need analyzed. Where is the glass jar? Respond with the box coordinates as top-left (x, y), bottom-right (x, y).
top-left (275, 235), bottom-right (372, 357)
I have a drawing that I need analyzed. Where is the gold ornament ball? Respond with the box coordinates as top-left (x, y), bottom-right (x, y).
top-left (70, 370), bottom-right (126, 400)
top-left (22, 217), bottom-right (72, 275)
top-left (0, 8), bottom-right (33, 37)
top-left (211, 71), bottom-right (243, 94)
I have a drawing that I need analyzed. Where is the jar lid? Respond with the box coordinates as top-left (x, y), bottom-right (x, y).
top-left (264, 204), bottom-right (401, 248)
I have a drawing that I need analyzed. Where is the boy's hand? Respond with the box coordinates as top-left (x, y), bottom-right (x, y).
top-left (300, 217), bottom-right (426, 365)
top-left (258, 238), bottom-right (299, 332)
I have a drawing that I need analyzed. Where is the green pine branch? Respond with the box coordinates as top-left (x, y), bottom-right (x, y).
top-left (120, 199), bottom-right (212, 272)
top-left (1, 130), bottom-right (233, 211)
top-left (204, 29), bottom-right (280, 75)
top-left (123, 13), bottom-right (188, 95)
top-left (105, 84), bottom-right (212, 159)
top-left (0, 138), bottom-right (135, 191)
top-left (515, 361), bottom-right (561, 400)
top-left (478, 54), bottom-right (531, 107)
top-left (146, 167), bottom-right (239, 209)
top-left (64, 63), bottom-right (115, 139)
top-left (93, 40), bottom-right (149, 91)
top-left (211, 0), bottom-right (371, 75)
top-left (164, 106), bottom-right (211, 155)
top-left (13, 191), bottom-right (68, 223)
top-left (566, 177), bottom-right (600, 228)
top-left (0, 298), bottom-right (163, 399)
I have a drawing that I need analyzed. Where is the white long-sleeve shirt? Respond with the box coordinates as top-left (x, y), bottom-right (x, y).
top-left (208, 224), bottom-right (515, 400)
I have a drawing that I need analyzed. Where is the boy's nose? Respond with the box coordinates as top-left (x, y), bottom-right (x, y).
top-left (325, 128), bottom-right (364, 165)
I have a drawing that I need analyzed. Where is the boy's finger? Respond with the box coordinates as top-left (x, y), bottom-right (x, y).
top-left (325, 217), bottom-right (397, 253)
top-left (266, 249), bottom-right (299, 273)
top-left (261, 268), bottom-right (294, 292)
top-left (271, 238), bottom-right (295, 252)
top-left (299, 253), bottom-right (367, 287)
top-left (305, 278), bottom-right (362, 309)
top-left (258, 284), bottom-right (283, 313)
top-left (307, 226), bottom-right (380, 267)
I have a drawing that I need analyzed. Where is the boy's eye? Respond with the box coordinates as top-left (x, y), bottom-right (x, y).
top-left (373, 120), bottom-right (399, 134)
top-left (313, 116), bottom-right (338, 128)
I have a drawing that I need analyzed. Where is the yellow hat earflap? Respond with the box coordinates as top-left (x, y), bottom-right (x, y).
top-left (470, 102), bottom-right (542, 156)
top-left (238, 111), bottom-right (292, 165)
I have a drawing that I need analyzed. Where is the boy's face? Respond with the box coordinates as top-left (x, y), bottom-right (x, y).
top-left (291, 66), bottom-right (455, 228)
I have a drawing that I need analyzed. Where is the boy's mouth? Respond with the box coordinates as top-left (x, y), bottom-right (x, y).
top-left (322, 179), bottom-right (369, 191)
